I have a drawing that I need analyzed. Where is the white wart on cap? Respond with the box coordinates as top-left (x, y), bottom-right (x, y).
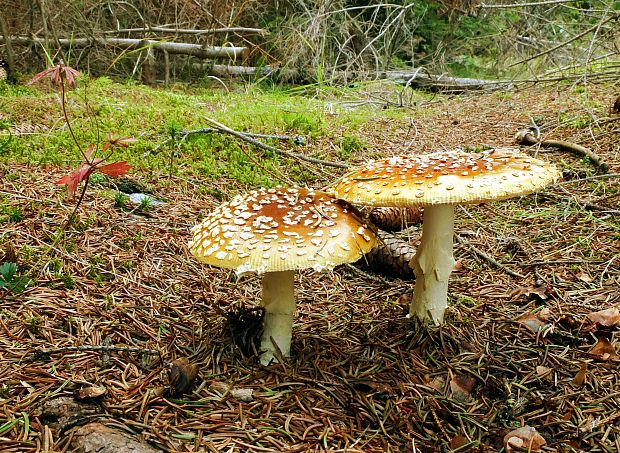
top-left (189, 187), bottom-right (377, 273)
top-left (332, 148), bottom-right (560, 206)
top-left (189, 187), bottom-right (378, 365)
top-left (331, 148), bottom-right (561, 325)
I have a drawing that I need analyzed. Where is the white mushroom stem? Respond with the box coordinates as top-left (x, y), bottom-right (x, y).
top-left (409, 204), bottom-right (456, 324)
top-left (259, 270), bottom-right (295, 365)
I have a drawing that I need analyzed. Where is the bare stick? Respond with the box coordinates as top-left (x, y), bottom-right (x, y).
top-left (146, 128), bottom-right (307, 157)
top-left (455, 234), bottom-right (525, 279)
top-left (31, 345), bottom-right (160, 361)
top-left (101, 26), bottom-right (266, 35)
top-left (516, 129), bottom-right (609, 172)
top-left (181, 128), bottom-right (306, 143)
top-left (480, 0), bottom-right (583, 8)
top-left (201, 116), bottom-right (351, 169)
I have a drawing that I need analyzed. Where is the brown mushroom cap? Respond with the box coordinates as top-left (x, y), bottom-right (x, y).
top-left (331, 148), bottom-right (561, 207)
top-left (189, 187), bottom-right (378, 274)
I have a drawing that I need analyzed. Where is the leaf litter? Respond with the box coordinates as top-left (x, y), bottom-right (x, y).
top-left (1, 82), bottom-right (620, 451)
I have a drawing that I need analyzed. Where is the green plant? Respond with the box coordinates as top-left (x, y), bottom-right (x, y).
top-left (29, 62), bottom-right (134, 228)
top-left (336, 135), bottom-right (367, 160)
top-left (0, 204), bottom-right (23, 224)
top-left (0, 262), bottom-right (29, 294)
top-left (114, 192), bottom-right (129, 209)
top-left (60, 272), bottom-right (75, 290)
top-left (136, 196), bottom-right (153, 212)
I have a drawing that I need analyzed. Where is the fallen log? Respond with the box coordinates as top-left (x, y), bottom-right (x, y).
top-left (195, 64), bottom-right (514, 92)
top-left (383, 70), bottom-right (515, 92)
top-left (1, 36), bottom-right (248, 60)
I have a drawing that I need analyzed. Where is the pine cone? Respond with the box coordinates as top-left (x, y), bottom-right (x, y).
top-left (361, 231), bottom-right (418, 280)
top-left (369, 207), bottom-right (423, 232)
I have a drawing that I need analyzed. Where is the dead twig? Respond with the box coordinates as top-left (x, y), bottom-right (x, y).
top-left (201, 116), bottom-right (351, 169)
top-left (507, 12), bottom-right (619, 68)
top-left (455, 234), bottom-right (525, 279)
top-left (31, 345), bottom-right (161, 361)
top-left (146, 127), bottom-right (307, 157)
top-left (516, 129), bottom-right (609, 172)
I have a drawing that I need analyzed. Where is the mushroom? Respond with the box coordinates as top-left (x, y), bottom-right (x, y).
top-left (331, 148), bottom-right (561, 324)
top-left (189, 187), bottom-right (378, 364)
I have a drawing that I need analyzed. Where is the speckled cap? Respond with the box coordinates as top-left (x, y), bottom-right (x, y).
top-left (331, 148), bottom-right (560, 207)
top-left (189, 187), bottom-right (378, 274)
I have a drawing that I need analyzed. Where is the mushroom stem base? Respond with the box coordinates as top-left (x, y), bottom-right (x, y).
top-left (409, 204), bottom-right (456, 324)
top-left (259, 270), bottom-right (295, 365)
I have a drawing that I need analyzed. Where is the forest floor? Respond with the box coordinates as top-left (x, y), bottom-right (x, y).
top-left (1, 77), bottom-right (619, 452)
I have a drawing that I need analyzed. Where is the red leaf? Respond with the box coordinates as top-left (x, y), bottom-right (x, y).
top-left (63, 66), bottom-right (81, 88)
top-left (55, 164), bottom-right (96, 197)
top-left (517, 308), bottom-right (553, 335)
top-left (97, 161), bottom-right (132, 178)
top-left (28, 63), bottom-right (81, 88)
top-left (28, 67), bottom-right (57, 85)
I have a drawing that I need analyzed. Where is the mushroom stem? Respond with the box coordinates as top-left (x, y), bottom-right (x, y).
top-left (409, 204), bottom-right (456, 324)
top-left (259, 270), bottom-right (295, 365)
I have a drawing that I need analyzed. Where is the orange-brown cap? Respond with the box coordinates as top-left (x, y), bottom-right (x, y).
top-left (189, 187), bottom-right (378, 274)
top-left (331, 148), bottom-right (560, 207)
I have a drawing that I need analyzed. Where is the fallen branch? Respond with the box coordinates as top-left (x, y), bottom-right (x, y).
top-left (455, 234), bottom-right (525, 279)
top-left (201, 116), bottom-right (351, 169)
top-left (31, 345), bottom-right (160, 361)
top-left (383, 70), bottom-right (515, 92)
top-left (146, 127), bottom-right (307, 157)
top-left (1, 36), bottom-right (247, 60)
top-left (480, 0), bottom-right (582, 8)
top-left (102, 26), bottom-right (266, 35)
top-left (515, 129), bottom-right (609, 173)
top-left (180, 127), bottom-right (306, 144)
top-left (194, 64), bottom-right (515, 92)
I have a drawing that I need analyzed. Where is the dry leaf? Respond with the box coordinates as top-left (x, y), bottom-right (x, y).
top-left (230, 388), bottom-right (254, 402)
top-left (580, 414), bottom-right (601, 433)
top-left (503, 426), bottom-right (546, 452)
top-left (586, 307), bottom-right (620, 327)
top-left (572, 361), bottom-right (588, 386)
top-left (169, 357), bottom-right (199, 396)
top-left (517, 308), bottom-right (553, 335)
top-left (450, 374), bottom-right (476, 402)
top-left (576, 272), bottom-right (593, 283)
top-left (535, 366), bottom-right (552, 381)
top-left (450, 434), bottom-right (469, 449)
top-left (425, 375), bottom-right (445, 392)
top-left (75, 386), bottom-right (107, 400)
top-left (587, 338), bottom-right (618, 361)
top-left (210, 381), bottom-right (254, 401)
top-left (510, 285), bottom-right (552, 301)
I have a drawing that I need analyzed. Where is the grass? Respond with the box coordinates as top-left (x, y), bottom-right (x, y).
top-left (1, 78), bottom-right (414, 194)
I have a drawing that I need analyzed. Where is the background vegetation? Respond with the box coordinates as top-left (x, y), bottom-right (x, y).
top-left (0, 0), bottom-right (618, 82)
